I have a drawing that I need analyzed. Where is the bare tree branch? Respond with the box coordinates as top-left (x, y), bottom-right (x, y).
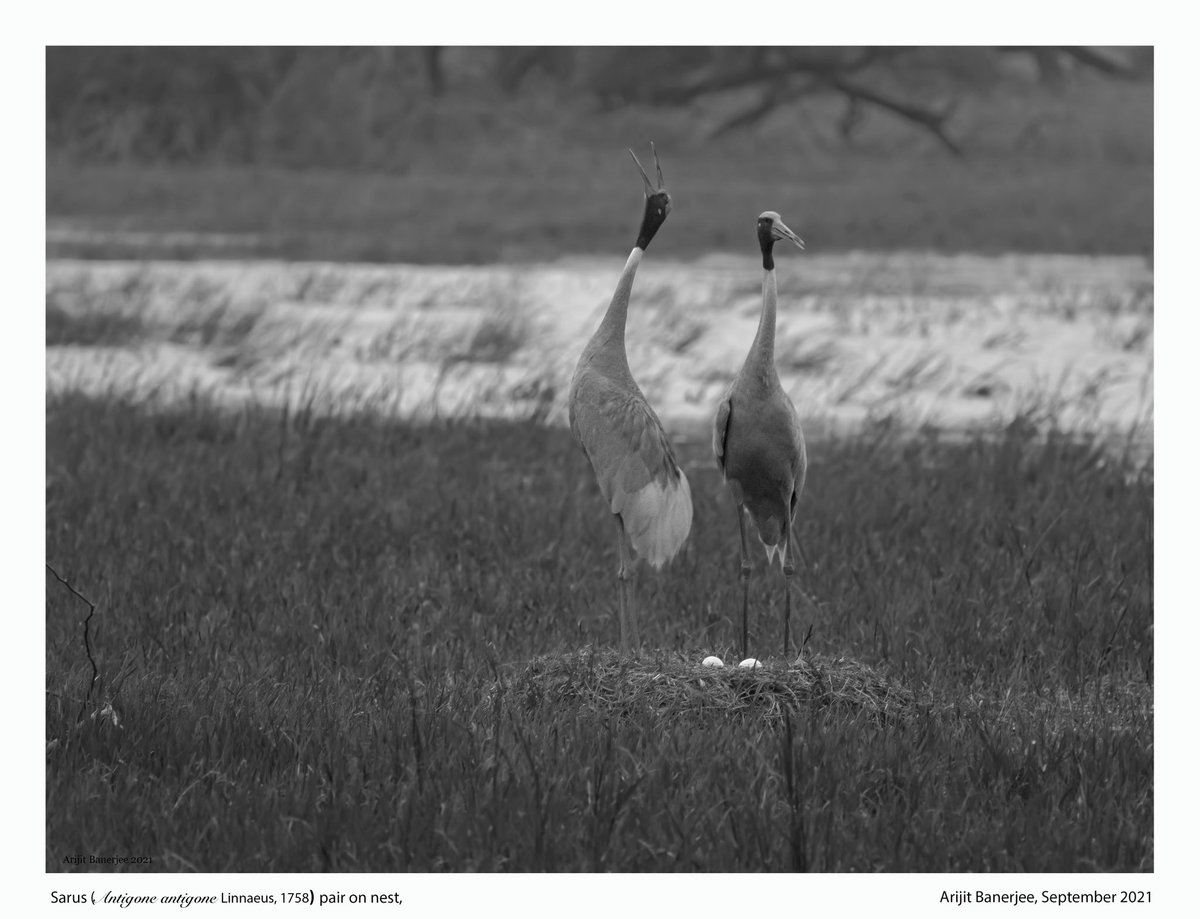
top-left (1059, 46), bottom-right (1140, 80)
top-left (997, 46), bottom-right (1066, 86)
top-left (655, 47), bottom-right (909, 106)
top-left (826, 77), bottom-right (963, 157)
top-left (46, 562), bottom-right (99, 720)
top-left (646, 48), bottom-right (965, 155)
top-left (709, 82), bottom-right (814, 138)
top-left (711, 94), bottom-right (784, 138)
top-left (424, 47), bottom-right (444, 97)
top-left (655, 61), bottom-right (792, 105)
top-left (839, 96), bottom-right (864, 141)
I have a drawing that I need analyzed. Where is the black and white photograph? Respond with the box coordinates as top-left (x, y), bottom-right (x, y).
top-left (34, 15), bottom-right (1171, 912)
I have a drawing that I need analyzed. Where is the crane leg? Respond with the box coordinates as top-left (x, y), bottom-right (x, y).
top-left (782, 526), bottom-right (794, 663)
top-left (737, 505), bottom-right (751, 661)
top-left (614, 515), bottom-right (638, 655)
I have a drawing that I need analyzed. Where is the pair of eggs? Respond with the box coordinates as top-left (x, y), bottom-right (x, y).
top-left (702, 656), bottom-right (760, 670)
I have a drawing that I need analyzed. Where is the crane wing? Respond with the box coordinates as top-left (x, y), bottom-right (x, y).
top-left (787, 400), bottom-right (808, 524)
top-left (570, 382), bottom-right (693, 568)
top-left (712, 389), bottom-right (732, 476)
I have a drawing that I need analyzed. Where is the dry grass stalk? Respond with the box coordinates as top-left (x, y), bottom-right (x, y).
top-left (494, 647), bottom-right (915, 724)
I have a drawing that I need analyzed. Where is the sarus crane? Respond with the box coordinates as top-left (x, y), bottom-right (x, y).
top-left (568, 145), bottom-right (693, 655)
top-left (713, 211), bottom-right (807, 661)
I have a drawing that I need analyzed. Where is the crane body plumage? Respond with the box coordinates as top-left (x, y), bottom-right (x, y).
top-left (568, 146), bottom-right (692, 653)
top-left (713, 211), bottom-right (807, 659)
top-left (569, 344), bottom-right (693, 570)
top-left (714, 270), bottom-right (807, 565)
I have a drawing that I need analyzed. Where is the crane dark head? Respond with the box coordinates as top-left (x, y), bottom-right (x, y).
top-left (630, 143), bottom-right (671, 251)
top-left (757, 210), bottom-right (804, 270)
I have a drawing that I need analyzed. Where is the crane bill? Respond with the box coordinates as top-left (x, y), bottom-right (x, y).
top-left (650, 141), bottom-right (664, 190)
top-left (628, 147), bottom-right (656, 196)
top-left (771, 217), bottom-right (805, 250)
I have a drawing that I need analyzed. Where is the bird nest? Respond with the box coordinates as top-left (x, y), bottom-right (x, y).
top-left (493, 647), bottom-right (914, 724)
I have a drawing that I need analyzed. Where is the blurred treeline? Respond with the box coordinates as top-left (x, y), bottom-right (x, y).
top-left (46, 46), bottom-right (1153, 170)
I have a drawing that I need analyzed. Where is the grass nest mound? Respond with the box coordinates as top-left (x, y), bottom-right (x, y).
top-left (496, 648), bottom-right (915, 724)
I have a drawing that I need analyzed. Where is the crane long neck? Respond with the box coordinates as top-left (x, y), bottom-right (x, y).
top-left (592, 247), bottom-right (643, 355)
top-left (750, 266), bottom-right (778, 365)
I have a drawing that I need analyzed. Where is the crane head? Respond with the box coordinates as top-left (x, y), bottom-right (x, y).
top-left (630, 142), bottom-right (671, 250)
top-left (757, 211), bottom-right (803, 270)
top-left (757, 211), bottom-right (804, 250)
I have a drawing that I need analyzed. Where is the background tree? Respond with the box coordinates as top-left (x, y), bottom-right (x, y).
top-left (46, 46), bottom-right (1151, 168)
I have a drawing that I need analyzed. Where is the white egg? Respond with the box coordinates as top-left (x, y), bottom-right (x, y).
top-left (701, 655), bottom-right (724, 668)
top-left (738, 658), bottom-right (762, 670)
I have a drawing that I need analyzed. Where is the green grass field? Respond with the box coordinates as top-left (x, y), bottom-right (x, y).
top-left (45, 393), bottom-right (1152, 871)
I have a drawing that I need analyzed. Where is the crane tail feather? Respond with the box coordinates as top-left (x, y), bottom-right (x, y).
top-left (764, 540), bottom-right (787, 570)
top-left (617, 471), bottom-right (693, 570)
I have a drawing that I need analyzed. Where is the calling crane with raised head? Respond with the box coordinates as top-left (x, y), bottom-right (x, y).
top-left (713, 211), bottom-right (808, 661)
top-left (568, 144), bottom-right (693, 655)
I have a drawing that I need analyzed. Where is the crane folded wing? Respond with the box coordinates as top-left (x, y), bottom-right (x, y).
top-left (572, 390), bottom-right (693, 569)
